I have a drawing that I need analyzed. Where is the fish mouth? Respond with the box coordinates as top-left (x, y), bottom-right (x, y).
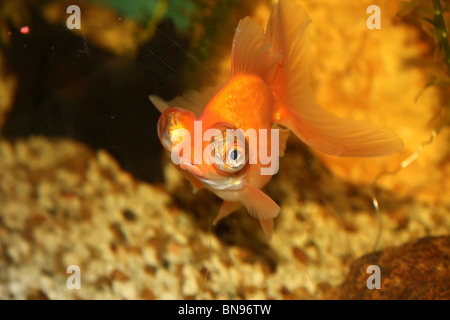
top-left (180, 160), bottom-right (205, 178)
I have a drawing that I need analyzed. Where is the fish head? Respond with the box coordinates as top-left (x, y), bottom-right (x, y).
top-left (191, 121), bottom-right (251, 192)
top-left (158, 109), bottom-right (251, 192)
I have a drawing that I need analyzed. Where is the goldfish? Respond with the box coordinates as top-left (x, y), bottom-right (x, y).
top-left (150, 0), bottom-right (403, 239)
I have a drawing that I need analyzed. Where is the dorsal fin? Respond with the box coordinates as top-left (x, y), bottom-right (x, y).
top-left (231, 17), bottom-right (281, 84)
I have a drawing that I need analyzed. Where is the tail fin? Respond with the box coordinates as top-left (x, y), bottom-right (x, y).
top-left (267, 0), bottom-right (403, 157)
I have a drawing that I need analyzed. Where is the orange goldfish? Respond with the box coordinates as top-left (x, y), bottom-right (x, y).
top-left (150, 0), bottom-right (403, 239)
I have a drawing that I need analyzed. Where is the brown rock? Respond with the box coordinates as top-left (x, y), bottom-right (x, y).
top-left (330, 236), bottom-right (450, 299)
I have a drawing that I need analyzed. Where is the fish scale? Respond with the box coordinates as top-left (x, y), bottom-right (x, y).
top-left (200, 74), bottom-right (275, 132)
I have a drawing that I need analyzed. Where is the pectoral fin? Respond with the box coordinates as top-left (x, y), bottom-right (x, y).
top-left (240, 184), bottom-right (280, 221)
top-left (239, 185), bottom-right (279, 240)
top-left (177, 166), bottom-right (204, 193)
top-left (149, 95), bottom-right (170, 113)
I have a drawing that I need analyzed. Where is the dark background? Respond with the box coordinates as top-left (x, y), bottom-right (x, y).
top-left (1, 6), bottom-right (191, 183)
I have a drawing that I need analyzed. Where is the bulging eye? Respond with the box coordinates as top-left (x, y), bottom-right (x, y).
top-left (210, 123), bottom-right (248, 174)
top-left (157, 108), bottom-right (195, 151)
top-left (224, 143), bottom-right (246, 171)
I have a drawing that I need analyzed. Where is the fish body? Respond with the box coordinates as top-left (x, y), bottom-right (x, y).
top-left (201, 75), bottom-right (275, 132)
top-left (150, 0), bottom-right (404, 239)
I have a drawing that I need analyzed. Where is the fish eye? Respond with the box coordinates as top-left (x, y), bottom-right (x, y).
top-left (157, 116), bottom-right (174, 150)
top-left (226, 146), bottom-right (243, 164)
top-left (229, 149), bottom-right (239, 161)
top-left (209, 122), bottom-right (248, 174)
top-left (157, 107), bottom-right (195, 151)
